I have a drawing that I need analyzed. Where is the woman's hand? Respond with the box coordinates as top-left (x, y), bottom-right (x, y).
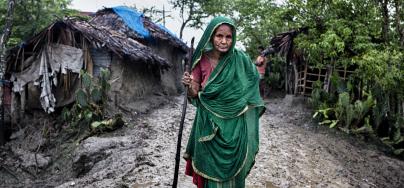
top-left (255, 56), bottom-right (265, 66)
top-left (182, 72), bottom-right (193, 87)
top-left (182, 72), bottom-right (199, 97)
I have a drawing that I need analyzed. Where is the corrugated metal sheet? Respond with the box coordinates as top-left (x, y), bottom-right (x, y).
top-left (90, 48), bottom-right (112, 76)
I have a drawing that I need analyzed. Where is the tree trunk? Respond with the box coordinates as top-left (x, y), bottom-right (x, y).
top-left (0, 0), bottom-right (16, 145)
top-left (380, 0), bottom-right (389, 43)
top-left (179, 22), bottom-right (186, 39)
top-left (179, 1), bottom-right (194, 40)
top-left (179, 15), bottom-right (192, 40)
top-left (394, 0), bottom-right (403, 48)
top-left (0, 0), bottom-right (15, 75)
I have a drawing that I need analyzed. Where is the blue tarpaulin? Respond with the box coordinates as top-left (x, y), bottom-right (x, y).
top-left (112, 6), bottom-right (184, 45)
top-left (112, 6), bottom-right (151, 39)
top-left (157, 23), bottom-right (178, 38)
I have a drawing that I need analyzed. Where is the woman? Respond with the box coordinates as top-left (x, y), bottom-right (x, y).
top-left (255, 46), bottom-right (268, 98)
top-left (182, 16), bottom-right (265, 187)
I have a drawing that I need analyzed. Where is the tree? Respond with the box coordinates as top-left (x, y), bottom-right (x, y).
top-left (0, 0), bottom-right (77, 47)
top-left (168, 0), bottom-right (211, 39)
top-left (284, 0), bottom-right (403, 153)
top-left (393, 0), bottom-right (403, 48)
top-left (131, 5), bottom-right (172, 26)
top-left (378, 0), bottom-right (389, 43)
top-left (0, 0), bottom-right (15, 72)
top-left (176, 0), bottom-right (285, 56)
top-left (221, 0), bottom-right (285, 56)
top-left (179, 0), bottom-right (403, 154)
top-left (0, 0), bottom-right (15, 145)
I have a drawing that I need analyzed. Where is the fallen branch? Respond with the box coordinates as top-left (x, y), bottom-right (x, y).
top-left (0, 165), bottom-right (19, 181)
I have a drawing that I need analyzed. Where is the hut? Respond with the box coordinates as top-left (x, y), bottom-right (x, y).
top-left (3, 6), bottom-right (188, 123)
top-left (269, 27), bottom-right (355, 96)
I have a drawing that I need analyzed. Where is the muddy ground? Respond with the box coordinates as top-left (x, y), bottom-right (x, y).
top-left (1, 95), bottom-right (404, 188)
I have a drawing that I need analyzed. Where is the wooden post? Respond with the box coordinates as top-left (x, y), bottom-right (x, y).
top-left (0, 0), bottom-right (16, 145)
top-left (343, 66), bottom-right (347, 80)
top-left (285, 62), bottom-right (288, 93)
top-left (324, 65), bottom-right (332, 93)
top-left (293, 63), bottom-right (298, 95)
top-left (302, 64), bottom-right (308, 95)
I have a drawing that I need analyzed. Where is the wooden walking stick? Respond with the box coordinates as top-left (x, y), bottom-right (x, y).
top-left (172, 37), bottom-right (194, 188)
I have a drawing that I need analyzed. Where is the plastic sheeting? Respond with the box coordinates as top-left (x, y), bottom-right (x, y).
top-left (38, 50), bottom-right (56, 113)
top-left (10, 43), bottom-right (83, 113)
top-left (10, 59), bottom-right (41, 93)
top-left (48, 43), bottom-right (84, 74)
top-left (112, 6), bottom-right (151, 39)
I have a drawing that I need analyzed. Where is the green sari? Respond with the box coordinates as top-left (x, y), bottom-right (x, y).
top-left (184, 17), bottom-right (265, 187)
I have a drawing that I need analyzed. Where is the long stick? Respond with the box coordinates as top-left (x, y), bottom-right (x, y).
top-left (173, 37), bottom-right (194, 188)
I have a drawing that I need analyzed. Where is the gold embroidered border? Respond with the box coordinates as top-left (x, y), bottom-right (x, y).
top-left (198, 126), bottom-right (219, 142)
top-left (191, 146), bottom-right (249, 182)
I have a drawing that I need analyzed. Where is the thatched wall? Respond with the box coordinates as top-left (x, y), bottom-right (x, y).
top-left (106, 54), bottom-right (163, 114)
top-left (150, 40), bottom-right (184, 95)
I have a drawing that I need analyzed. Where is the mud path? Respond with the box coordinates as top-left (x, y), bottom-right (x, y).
top-left (1, 95), bottom-right (404, 188)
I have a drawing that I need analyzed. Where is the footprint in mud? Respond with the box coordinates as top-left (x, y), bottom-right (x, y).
top-left (131, 182), bottom-right (154, 188)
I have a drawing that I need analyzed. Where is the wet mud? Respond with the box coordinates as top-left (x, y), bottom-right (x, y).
top-left (1, 95), bottom-right (403, 188)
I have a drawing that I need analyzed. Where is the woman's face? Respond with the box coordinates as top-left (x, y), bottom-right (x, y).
top-left (212, 24), bottom-right (233, 53)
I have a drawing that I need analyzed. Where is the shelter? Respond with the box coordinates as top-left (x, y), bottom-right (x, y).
top-left (3, 6), bottom-right (188, 123)
top-left (269, 27), bottom-right (355, 96)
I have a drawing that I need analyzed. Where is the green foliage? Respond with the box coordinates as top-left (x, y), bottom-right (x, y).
top-left (62, 69), bottom-right (112, 127)
top-left (281, 0), bottom-right (403, 155)
top-left (313, 107), bottom-right (339, 128)
top-left (335, 92), bottom-right (355, 128)
top-left (81, 71), bottom-right (92, 89)
top-left (265, 56), bottom-right (285, 90)
top-left (175, 0), bottom-right (285, 56)
top-left (309, 81), bottom-right (325, 109)
top-left (0, 0), bottom-right (79, 47)
top-left (90, 114), bottom-right (124, 134)
top-left (171, 0), bottom-right (403, 155)
top-left (313, 91), bottom-right (375, 133)
top-left (168, 0), bottom-right (217, 38)
top-left (330, 72), bottom-right (349, 94)
top-left (76, 89), bottom-right (88, 108)
top-left (91, 88), bottom-right (102, 103)
top-left (355, 49), bottom-right (403, 95)
top-left (351, 116), bottom-right (373, 134)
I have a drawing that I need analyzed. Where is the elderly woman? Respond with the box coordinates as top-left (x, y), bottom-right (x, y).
top-left (182, 16), bottom-right (265, 187)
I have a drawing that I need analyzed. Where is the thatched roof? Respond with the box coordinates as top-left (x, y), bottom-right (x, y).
top-left (6, 7), bottom-right (190, 72)
top-left (91, 8), bottom-right (188, 52)
top-left (5, 18), bottom-right (171, 71)
top-left (270, 27), bottom-right (308, 63)
top-left (65, 19), bottom-right (170, 67)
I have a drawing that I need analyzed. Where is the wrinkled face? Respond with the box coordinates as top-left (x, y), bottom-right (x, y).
top-left (212, 24), bottom-right (233, 53)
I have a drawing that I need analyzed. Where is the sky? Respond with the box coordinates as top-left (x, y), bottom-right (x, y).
top-left (69, 0), bottom-right (203, 45)
top-left (69, 0), bottom-right (285, 48)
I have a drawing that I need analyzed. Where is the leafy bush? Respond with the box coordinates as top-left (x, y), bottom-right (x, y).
top-left (62, 69), bottom-right (112, 127)
top-left (265, 55), bottom-right (285, 90)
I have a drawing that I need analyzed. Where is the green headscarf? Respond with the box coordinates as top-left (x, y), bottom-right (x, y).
top-left (185, 16), bottom-right (265, 185)
top-left (191, 16), bottom-right (236, 69)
